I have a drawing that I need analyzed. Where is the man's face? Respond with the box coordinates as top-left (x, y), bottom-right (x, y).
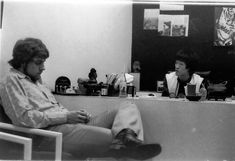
top-left (25, 57), bottom-right (46, 82)
top-left (175, 60), bottom-right (189, 77)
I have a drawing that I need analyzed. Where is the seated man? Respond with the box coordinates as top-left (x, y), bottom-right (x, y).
top-left (162, 48), bottom-right (207, 99)
top-left (0, 38), bottom-right (161, 160)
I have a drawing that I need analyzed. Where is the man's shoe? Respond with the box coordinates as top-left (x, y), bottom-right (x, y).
top-left (121, 128), bottom-right (143, 147)
top-left (110, 137), bottom-right (126, 150)
top-left (109, 128), bottom-right (161, 160)
top-left (110, 128), bottom-right (143, 149)
top-left (127, 143), bottom-right (162, 160)
top-left (109, 143), bottom-right (161, 160)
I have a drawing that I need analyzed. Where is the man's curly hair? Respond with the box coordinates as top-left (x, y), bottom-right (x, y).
top-left (8, 38), bottom-right (49, 69)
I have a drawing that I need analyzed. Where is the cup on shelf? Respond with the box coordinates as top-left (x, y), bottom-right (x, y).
top-left (187, 84), bottom-right (196, 96)
top-left (119, 81), bottom-right (127, 98)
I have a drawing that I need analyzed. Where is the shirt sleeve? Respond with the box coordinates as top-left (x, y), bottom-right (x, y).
top-left (200, 79), bottom-right (207, 89)
top-left (0, 76), bottom-right (67, 128)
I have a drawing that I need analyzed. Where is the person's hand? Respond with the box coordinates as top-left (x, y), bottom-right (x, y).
top-left (199, 88), bottom-right (207, 101)
top-left (80, 109), bottom-right (92, 122)
top-left (67, 110), bottom-right (92, 124)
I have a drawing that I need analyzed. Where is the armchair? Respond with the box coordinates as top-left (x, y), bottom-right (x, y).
top-left (0, 100), bottom-right (66, 160)
top-left (0, 130), bottom-right (32, 160)
top-left (0, 122), bottom-right (63, 160)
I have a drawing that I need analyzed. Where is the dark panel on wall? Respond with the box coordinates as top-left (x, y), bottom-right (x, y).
top-left (132, 4), bottom-right (235, 91)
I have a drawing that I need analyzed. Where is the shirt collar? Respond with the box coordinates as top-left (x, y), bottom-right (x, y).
top-left (10, 68), bottom-right (31, 80)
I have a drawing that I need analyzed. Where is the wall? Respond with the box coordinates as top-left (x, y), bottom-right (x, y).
top-left (0, 0), bottom-right (132, 90)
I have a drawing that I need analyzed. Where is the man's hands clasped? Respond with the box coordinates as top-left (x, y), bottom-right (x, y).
top-left (67, 109), bottom-right (92, 124)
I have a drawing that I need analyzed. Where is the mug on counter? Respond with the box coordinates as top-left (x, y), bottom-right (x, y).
top-left (187, 84), bottom-right (196, 96)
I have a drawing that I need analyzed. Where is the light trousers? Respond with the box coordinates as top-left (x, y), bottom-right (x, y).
top-left (44, 101), bottom-right (143, 158)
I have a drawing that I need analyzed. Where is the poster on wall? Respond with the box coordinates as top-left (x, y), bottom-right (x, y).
top-left (143, 9), bottom-right (159, 30)
top-left (158, 14), bottom-right (189, 37)
top-left (214, 7), bottom-right (235, 46)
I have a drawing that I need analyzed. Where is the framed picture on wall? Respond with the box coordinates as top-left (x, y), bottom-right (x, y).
top-left (214, 7), bottom-right (235, 46)
top-left (143, 9), bottom-right (159, 30)
top-left (158, 14), bottom-right (189, 37)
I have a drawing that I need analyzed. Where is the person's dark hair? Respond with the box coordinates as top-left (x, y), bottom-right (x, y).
top-left (175, 48), bottom-right (199, 75)
top-left (8, 38), bottom-right (49, 69)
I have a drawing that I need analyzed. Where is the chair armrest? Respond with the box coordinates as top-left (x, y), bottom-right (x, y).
top-left (0, 131), bottom-right (32, 160)
top-left (0, 122), bottom-right (62, 161)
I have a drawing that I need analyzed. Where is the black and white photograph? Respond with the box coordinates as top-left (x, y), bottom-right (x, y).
top-left (143, 9), bottom-right (159, 30)
top-left (1, 0), bottom-right (235, 161)
top-left (158, 14), bottom-right (189, 37)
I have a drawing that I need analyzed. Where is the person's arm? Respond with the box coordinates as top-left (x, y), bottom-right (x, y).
top-left (199, 79), bottom-right (207, 100)
top-left (161, 77), bottom-right (169, 97)
top-left (0, 77), bottom-right (67, 128)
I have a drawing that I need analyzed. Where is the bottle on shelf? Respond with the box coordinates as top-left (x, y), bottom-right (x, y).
top-left (119, 73), bottom-right (127, 98)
